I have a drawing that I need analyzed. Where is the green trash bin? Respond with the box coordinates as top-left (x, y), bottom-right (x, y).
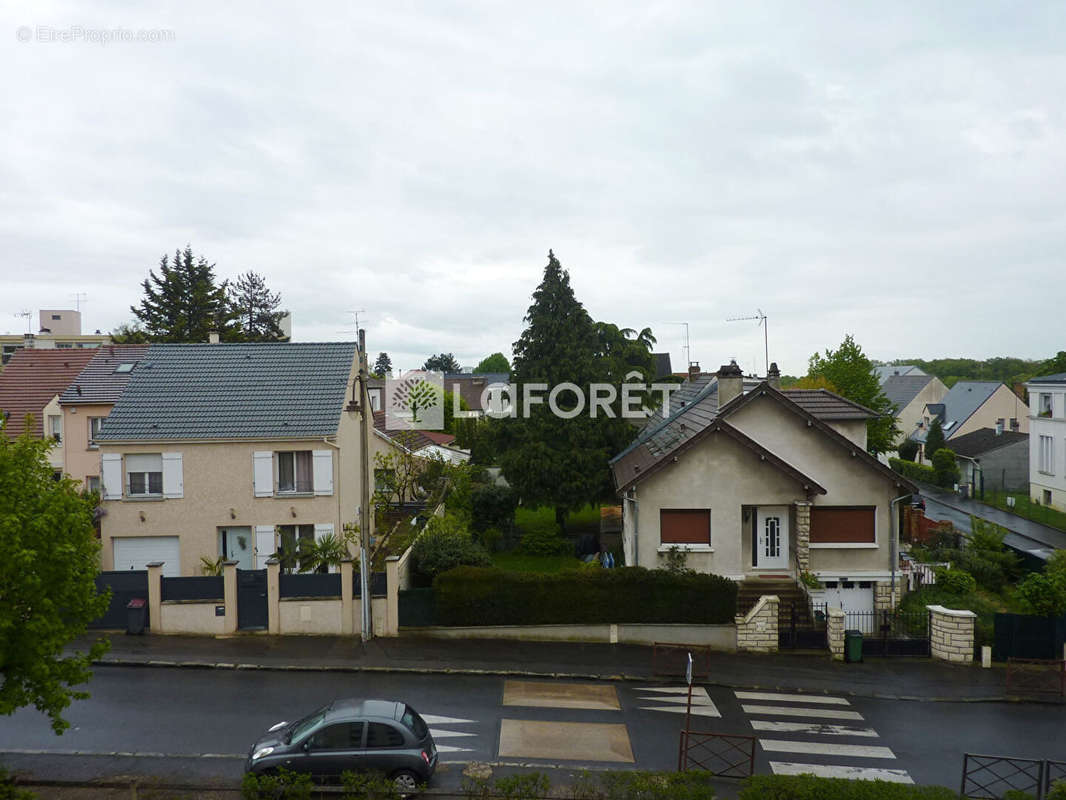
top-left (845, 629), bottom-right (863, 663)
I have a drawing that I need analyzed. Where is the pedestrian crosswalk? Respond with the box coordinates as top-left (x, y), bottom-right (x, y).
top-left (421, 714), bottom-right (478, 754)
top-left (735, 690), bottom-right (914, 784)
top-left (635, 686), bottom-right (721, 717)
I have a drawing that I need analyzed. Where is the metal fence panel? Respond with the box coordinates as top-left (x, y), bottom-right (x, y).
top-left (841, 610), bottom-right (930, 657)
top-left (161, 575), bottom-right (224, 602)
top-left (398, 588), bottom-right (436, 627)
top-left (994, 612), bottom-right (1066, 661)
top-left (1005, 658), bottom-right (1066, 699)
top-left (679, 730), bottom-right (756, 778)
top-left (279, 572), bottom-right (342, 599)
top-left (90, 571), bottom-right (149, 629)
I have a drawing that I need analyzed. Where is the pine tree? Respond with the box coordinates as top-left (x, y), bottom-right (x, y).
top-left (423, 353), bottom-right (462, 373)
top-left (373, 352), bottom-right (393, 377)
top-left (497, 251), bottom-right (630, 531)
top-left (228, 271), bottom-right (287, 341)
top-left (924, 416), bottom-right (946, 461)
top-left (131, 246), bottom-right (233, 342)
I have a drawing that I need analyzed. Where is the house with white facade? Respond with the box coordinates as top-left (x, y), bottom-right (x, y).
top-left (1027, 371), bottom-right (1066, 511)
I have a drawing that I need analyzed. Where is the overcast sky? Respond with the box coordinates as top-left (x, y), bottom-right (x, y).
top-left (2, 2), bottom-right (1064, 377)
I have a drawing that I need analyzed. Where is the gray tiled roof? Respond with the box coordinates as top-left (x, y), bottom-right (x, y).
top-left (1028, 372), bottom-right (1066, 384)
top-left (882, 374), bottom-right (934, 412)
top-left (94, 342), bottom-right (356, 441)
top-left (783, 389), bottom-right (879, 420)
top-left (875, 364), bottom-right (927, 383)
top-left (936, 381), bottom-right (1001, 437)
top-left (59, 345), bottom-right (150, 405)
top-left (947, 428), bottom-right (1028, 458)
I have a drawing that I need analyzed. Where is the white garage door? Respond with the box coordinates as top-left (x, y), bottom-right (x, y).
top-left (113, 536), bottom-right (181, 577)
top-left (825, 581), bottom-right (876, 633)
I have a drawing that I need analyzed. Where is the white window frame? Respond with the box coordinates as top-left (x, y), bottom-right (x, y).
top-left (277, 450), bottom-right (314, 494)
top-left (126, 453), bottom-right (164, 497)
top-left (1039, 393), bottom-right (1053, 418)
top-left (48, 414), bottom-right (62, 442)
top-left (1039, 435), bottom-right (1054, 475)
top-left (88, 416), bottom-right (105, 448)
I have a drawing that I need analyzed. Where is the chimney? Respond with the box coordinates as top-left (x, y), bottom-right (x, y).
top-left (688, 362), bottom-right (701, 379)
top-left (23, 333), bottom-right (36, 348)
top-left (208, 331), bottom-right (220, 344)
top-left (716, 360), bottom-right (744, 407)
top-left (767, 362), bottom-right (781, 390)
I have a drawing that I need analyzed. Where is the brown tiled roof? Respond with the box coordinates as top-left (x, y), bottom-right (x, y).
top-left (443, 373), bottom-right (509, 412)
top-left (783, 389), bottom-right (879, 420)
top-left (372, 411), bottom-right (456, 452)
top-left (0, 349), bottom-right (96, 438)
top-left (59, 345), bottom-right (150, 405)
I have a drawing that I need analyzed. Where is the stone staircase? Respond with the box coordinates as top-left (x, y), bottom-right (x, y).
top-left (736, 577), bottom-right (813, 629)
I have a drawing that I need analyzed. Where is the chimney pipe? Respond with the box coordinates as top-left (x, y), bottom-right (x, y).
top-left (767, 362), bottom-right (781, 390)
top-left (716, 360), bottom-right (744, 407)
top-left (688, 362), bottom-right (701, 379)
top-left (208, 331), bottom-right (220, 344)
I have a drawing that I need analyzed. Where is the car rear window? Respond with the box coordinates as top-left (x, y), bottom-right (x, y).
top-left (400, 705), bottom-right (429, 740)
top-left (366, 722), bottom-right (405, 748)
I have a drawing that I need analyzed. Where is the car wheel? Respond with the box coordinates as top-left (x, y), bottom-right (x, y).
top-left (392, 769), bottom-right (420, 796)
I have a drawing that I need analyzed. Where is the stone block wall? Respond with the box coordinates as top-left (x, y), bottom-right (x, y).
top-left (874, 581), bottom-right (899, 612)
top-left (794, 502), bottom-right (811, 573)
top-left (735, 595), bottom-right (779, 653)
top-left (927, 605), bottom-right (976, 664)
top-left (827, 607), bottom-right (845, 661)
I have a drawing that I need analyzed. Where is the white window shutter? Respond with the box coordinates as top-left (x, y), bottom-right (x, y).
top-left (312, 450), bottom-right (333, 496)
top-left (101, 453), bottom-right (122, 500)
top-left (162, 452), bottom-right (184, 498)
top-left (314, 523), bottom-right (337, 572)
top-left (254, 525), bottom-right (276, 569)
top-left (253, 451), bottom-right (274, 497)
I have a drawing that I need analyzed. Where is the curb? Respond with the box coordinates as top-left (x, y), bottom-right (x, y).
top-left (92, 657), bottom-right (1027, 704)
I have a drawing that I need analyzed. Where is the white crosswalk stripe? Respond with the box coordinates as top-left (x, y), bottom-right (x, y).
top-left (735, 690), bottom-right (913, 783)
top-left (636, 686), bottom-right (720, 718)
top-left (422, 714), bottom-right (478, 754)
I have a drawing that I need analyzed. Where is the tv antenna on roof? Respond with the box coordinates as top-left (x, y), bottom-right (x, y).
top-left (667, 322), bottom-right (692, 369)
top-left (15, 310), bottom-right (31, 334)
top-left (72, 292), bottom-right (87, 312)
top-left (725, 309), bottom-right (768, 377)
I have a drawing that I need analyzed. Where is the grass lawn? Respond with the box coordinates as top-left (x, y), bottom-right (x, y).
top-left (514, 503), bottom-right (602, 537)
top-left (491, 553), bottom-right (583, 573)
top-left (981, 491), bottom-right (1066, 532)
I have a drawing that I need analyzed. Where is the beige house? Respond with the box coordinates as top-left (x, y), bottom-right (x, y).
top-left (882, 374), bottom-right (948, 451)
top-left (95, 342), bottom-right (392, 577)
top-left (611, 361), bottom-right (916, 617)
top-left (910, 381), bottom-right (1029, 462)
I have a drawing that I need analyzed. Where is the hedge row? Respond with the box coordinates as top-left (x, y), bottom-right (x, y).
top-left (889, 457), bottom-right (936, 484)
top-left (433, 566), bottom-right (738, 626)
top-left (739, 775), bottom-right (956, 800)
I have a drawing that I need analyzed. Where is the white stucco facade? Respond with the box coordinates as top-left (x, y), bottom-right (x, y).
top-left (1027, 378), bottom-right (1066, 511)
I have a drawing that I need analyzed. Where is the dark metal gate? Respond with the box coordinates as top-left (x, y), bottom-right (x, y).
top-left (779, 602), bottom-right (828, 650)
top-left (845, 609), bottom-right (930, 657)
top-left (237, 569), bottom-right (268, 631)
top-left (960, 753), bottom-right (1066, 799)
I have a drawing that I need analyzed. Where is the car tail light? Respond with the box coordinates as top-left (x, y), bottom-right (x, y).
top-left (421, 750), bottom-right (430, 764)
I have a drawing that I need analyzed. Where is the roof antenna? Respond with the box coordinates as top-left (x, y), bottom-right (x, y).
top-left (725, 309), bottom-right (768, 376)
top-left (16, 310), bottom-right (31, 334)
top-left (667, 322), bottom-right (692, 370)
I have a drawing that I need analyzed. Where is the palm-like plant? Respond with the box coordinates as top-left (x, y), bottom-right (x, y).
top-left (200, 555), bottom-right (225, 576)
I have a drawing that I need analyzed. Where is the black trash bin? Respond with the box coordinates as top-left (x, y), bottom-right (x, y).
top-left (844, 629), bottom-right (863, 663)
top-left (126, 597), bottom-right (147, 635)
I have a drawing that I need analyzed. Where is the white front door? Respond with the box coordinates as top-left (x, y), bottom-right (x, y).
top-left (756, 506), bottom-right (789, 570)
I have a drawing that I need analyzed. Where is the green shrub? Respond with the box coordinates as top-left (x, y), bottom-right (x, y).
top-left (931, 448), bottom-right (960, 488)
top-left (241, 768), bottom-right (314, 800)
top-left (471, 484), bottom-right (517, 533)
top-left (739, 774), bottom-right (956, 799)
top-left (411, 513), bottom-right (492, 580)
top-left (434, 565), bottom-right (738, 626)
top-left (1001, 791), bottom-right (1037, 800)
top-left (517, 524), bottom-right (573, 556)
top-left (1047, 779), bottom-right (1066, 800)
top-left (1016, 570), bottom-right (1066, 616)
top-left (340, 770), bottom-right (403, 799)
top-left (934, 567), bottom-right (976, 596)
top-left (889, 457), bottom-right (936, 484)
top-left (897, 439), bottom-right (919, 462)
top-left (0, 769), bottom-right (35, 800)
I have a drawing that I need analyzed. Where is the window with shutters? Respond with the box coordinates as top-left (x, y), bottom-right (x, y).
top-left (659, 509), bottom-right (711, 547)
top-left (278, 451), bottom-right (313, 493)
top-left (810, 506), bottom-right (876, 547)
top-left (126, 453), bottom-right (163, 496)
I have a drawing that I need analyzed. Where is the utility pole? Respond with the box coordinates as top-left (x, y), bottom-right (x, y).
top-left (357, 329), bottom-right (372, 641)
top-left (725, 309), bottom-right (768, 376)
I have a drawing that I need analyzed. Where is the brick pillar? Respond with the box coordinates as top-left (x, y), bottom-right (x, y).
top-left (384, 555), bottom-right (400, 637)
top-left (146, 561), bottom-right (163, 633)
top-left (927, 605), bottom-right (976, 664)
top-left (827, 608), bottom-right (845, 661)
top-left (735, 595), bottom-right (779, 653)
top-left (222, 561), bottom-right (239, 635)
top-left (794, 502), bottom-right (811, 573)
top-left (340, 558), bottom-right (354, 636)
top-left (873, 582), bottom-right (896, 612)
top-left (266, 558), bottom-right (280, 635)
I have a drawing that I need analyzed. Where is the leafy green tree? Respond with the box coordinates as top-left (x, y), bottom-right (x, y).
top-left (474, 352), bottom-right (510, 374)
top-left (228, 271), bottom-right (287, 341)
top-left (373, 352), bottom-right (393, 377)
top-left (931, 448), bottom-right (958, 488)
top-left (423, 353), bottom-right (461, 373)
top-left (1039, 351), bottom-right (1066, 377)
top-left (496, 251), bottom-right (639, 530)
top-left (897, 439), bottom-right (919, 462)
top-left (924, 417), bottom-right (946, 461)
top-left (131, 246), bottom-right (233, 342)
top-left (0, 423), bottom-right (110, 734)
top-left (806, 335), bottom-right (900, 454)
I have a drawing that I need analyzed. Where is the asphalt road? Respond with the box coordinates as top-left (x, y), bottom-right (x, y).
top-left (1, 666), bottom-right (1062, 793)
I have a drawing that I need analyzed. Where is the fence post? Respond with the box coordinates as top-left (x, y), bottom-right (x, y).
top-left (266, 558), bottom-right (280, 635)
top-left (385, 555), bottom-right (400, 637)
top-left (146, 562), bottom-right (163, 634)
top-left (222, 561), bottom-right (239, 634)
top-left (827, 608), bottom-right (846, 661)
top-left (339, 558), bottom-right (354, 636)
top-left (927, 605), bottom-right (976, 664)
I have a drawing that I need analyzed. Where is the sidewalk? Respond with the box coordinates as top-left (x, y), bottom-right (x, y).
top-left (920, 484), bottom-right (1066, 552)
top-left (75, 631), bottom-right (1013, 702)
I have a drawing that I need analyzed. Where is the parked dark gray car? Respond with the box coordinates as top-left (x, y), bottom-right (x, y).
top-left (245, 698), bottom-right (437, 793)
